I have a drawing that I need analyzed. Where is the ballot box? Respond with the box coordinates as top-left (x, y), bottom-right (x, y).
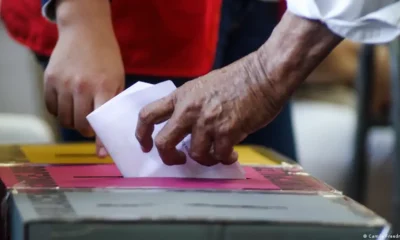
top-left (0, 164), bottom-right (390, 240)
top-left (0, 143), bottom-right (391, 239)
top-left (3, 188), bottom-right (390, 240)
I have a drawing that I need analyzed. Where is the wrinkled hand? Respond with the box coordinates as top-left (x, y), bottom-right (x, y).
top-left (135, 54), bottom-right (286, 166)
top-left (44, 27), bottom-right (124, 157)
top-left (135, 10), bottom-right (343, 167)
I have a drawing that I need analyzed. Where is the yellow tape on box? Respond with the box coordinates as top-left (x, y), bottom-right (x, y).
top-left (0, 143), bottom-right (286, 165)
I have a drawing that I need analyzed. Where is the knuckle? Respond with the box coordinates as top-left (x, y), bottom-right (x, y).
top-left (135, 132), bottom-right (144, 142)
top-left (189, 151), bottom-right (203, 161)
top-left (216, 125), bottom-right (232, 137)
top-left (44, 70), bottom-right (58, 85)
top-left (154, 136), bottom-right (168, 151)
top-left (138, 108), bottom-right (151, 123)
top-left (135, 132), bottom-right (149, 146)
top-left (201, 112), bottom-right (218, 126)
top-left (97, 74), bottom-right (122, 91)
top-left (73, 78), bottom-right (91, 95)
top-left (196, 119), bottom-right (212, 134)
top-left (96, 73), bottom-right (114, 85)
top-left (181, 101), bottom-right (201, 114)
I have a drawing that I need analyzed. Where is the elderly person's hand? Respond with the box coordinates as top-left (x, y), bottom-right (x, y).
top-left (136, 53), bottom-right (285, 166)
top-left (136, 12), bottom-right (342, 166)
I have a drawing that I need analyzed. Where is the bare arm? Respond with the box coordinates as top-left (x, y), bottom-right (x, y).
top-left (56, 0), bottom-right (114, 36)
top-left (44, 0), bottom-right (124, 157)
top-left (252, 11), bottom-right (343, 105)
top-left (135, 11), bottom-right (343, 166)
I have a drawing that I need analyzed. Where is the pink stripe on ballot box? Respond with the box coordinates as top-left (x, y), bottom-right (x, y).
top-left (0, 164), bottom-right (333, 191)
top-left (0, 165), bottom-right (280, 191)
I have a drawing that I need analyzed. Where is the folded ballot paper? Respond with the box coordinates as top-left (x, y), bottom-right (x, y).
top-left (87, 81), bottom-right (245, 179)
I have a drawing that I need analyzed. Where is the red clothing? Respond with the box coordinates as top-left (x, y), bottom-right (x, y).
top-left (279, 0), bottom-right (287, 18)
top-left (0, 0), bottom-right (222, 78)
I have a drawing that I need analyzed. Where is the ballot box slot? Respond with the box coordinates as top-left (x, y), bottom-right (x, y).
top-left (54, 154), bottom-right (97, 158)
top-left (73, 176), bottom-right (123, 179)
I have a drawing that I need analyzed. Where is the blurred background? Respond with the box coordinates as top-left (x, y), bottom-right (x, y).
top-left (0, 0), bottom-right (396, 226)
top-left (0, 20), bottom-right (57, 142)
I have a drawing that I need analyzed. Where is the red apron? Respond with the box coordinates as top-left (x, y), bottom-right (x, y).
top-left (0, 0), bottom-right (222, 78)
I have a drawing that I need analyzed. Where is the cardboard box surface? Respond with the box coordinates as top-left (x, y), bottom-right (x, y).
top-left (0, 144), bottom-right (389, 239)
top-left (7, 189), bottom-right (389, 240)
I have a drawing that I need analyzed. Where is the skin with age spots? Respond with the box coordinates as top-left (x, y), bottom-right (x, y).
top-left (136, 62), bottom-right (264, 166)
top-left (136, 11), bottom-right (343, 167)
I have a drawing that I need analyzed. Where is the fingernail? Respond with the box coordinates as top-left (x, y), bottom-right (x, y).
top-left (98, 147), bottom-right (107, 158)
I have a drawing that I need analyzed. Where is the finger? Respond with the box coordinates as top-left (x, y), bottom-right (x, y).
top-left (92, 92), bottom-right (116, 157)
top-left (96, 137), bottom-right (108, 158)
top-left (94, 91), bottom-right (115, 109)
top-left (136, 95), bottom-right (175, 152)
top-left (189, 126), bottom-right (218, 166)
top-left (57, 91), bottom-right (74, 128)
top-left (44, 86), bottom-right (58, 116)
top-left (238, 133), bottom-right (248, 143)
top-left (73, 93), bottom-right (95, 137)
top-left (213, 138), bottom-right (238, 165)
top-left (224, 151), bottom-right (239, 165)
top-left (154, 114), bottom-right (190, 166)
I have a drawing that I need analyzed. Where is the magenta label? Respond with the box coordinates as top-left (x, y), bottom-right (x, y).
top-left (0, 165), bottom-right (333, 192)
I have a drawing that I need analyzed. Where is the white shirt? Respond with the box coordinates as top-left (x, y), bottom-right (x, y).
top-left (286, 0), bottom-right (400, 44)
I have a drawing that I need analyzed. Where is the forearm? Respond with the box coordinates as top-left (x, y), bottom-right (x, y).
top-left (55, 0), bottom-right (114, 36)
top-left (253, 11), bottom-right (343, 99)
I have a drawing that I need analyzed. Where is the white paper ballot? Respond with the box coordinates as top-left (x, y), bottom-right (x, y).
top-left (87, 81), bottom-right (245, 179)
